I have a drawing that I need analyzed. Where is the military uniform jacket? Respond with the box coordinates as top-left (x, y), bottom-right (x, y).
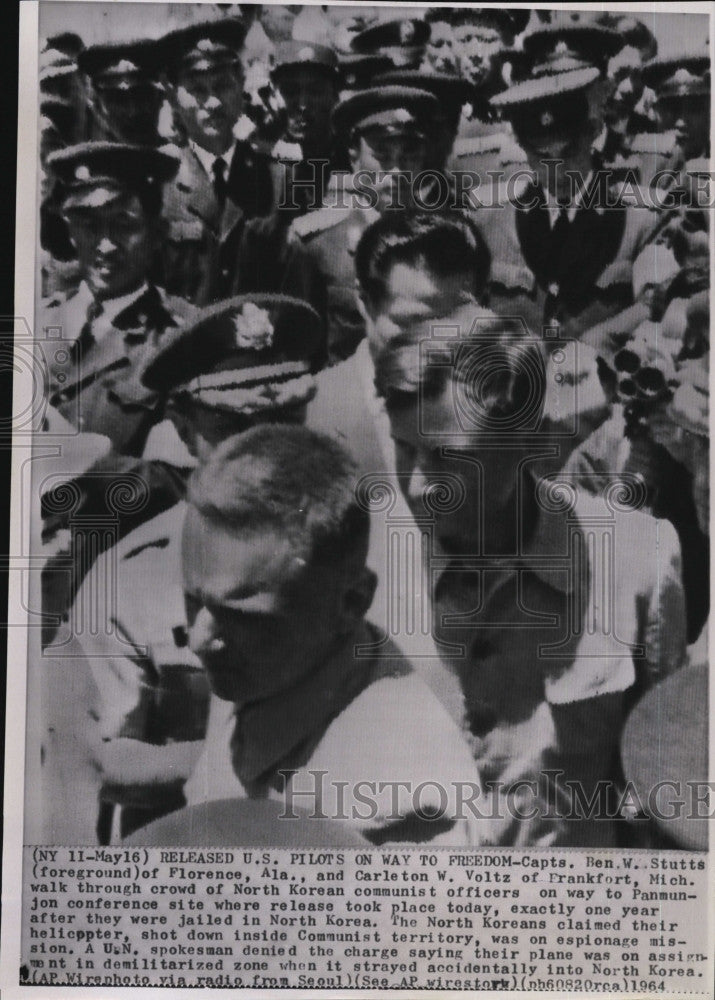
top-left (235, 143), bottom-right (353, 295)
top-left (449, 116), bottom-right (527, 187)
top-left (43, 282), bottom-right (196, 456)
top-left (159, 140), bottom-right (273, 305)
top-left (474, 176), bottom-right (659, 342)
top-left (282, 202), bottom-right (379, 363)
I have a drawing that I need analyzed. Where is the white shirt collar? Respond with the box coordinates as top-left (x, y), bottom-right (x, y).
top-left (544, 171), bottom-right (596, 226)
top-left (190, 140), bottom-right (237, 181)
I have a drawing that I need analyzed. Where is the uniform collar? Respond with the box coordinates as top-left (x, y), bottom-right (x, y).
top-left (78, 280), bottom-right (151, 341)
top-left (433, 473), bottom-right (581, 597)
top-left (232, 620), bottom-right (378, 787)
top-left (512, 170), bottom-right (605, 221)
top-left (190, 139), bottom-right (237, 179)
top-left (542, 171), bottom-right (603, 223)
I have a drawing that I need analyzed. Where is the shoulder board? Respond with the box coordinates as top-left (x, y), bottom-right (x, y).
top-left (629, 130), bottom-right (677, 155)
top-left (685, 157), bottom-right (710, 175)
top-left (158, 141), bottom-right (183, 159)
top-left (40, 287), bottom-right (77, 310)
top-left (452, 133), bottom-right (505, 158)
top-left (272, 139), bottom-right (302, 162)
top-left (123, 536), bottom-right (171, 562)
top-left (156, 286), bottom-right (199, 323)
top-left (291, 205), bottom-right (352, 239)
top-left (498, 139), bottom-right (528, 167)
top-left (117, 503), bottom-right (187, 563)
top-left (40, 293), bottom-right (66, 310)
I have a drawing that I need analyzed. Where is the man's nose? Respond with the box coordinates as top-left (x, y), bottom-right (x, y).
top-left (188, 607), bottom-right (224, 655)
top-left (96, 236), bottom-right (117, 255)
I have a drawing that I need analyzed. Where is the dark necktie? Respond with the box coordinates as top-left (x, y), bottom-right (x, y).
top-left (212, 156), bottom-right (228, 207)
top-left (75, 299), bottom-right (104, 358)
top-left (543, 207), bottom-right (572, 324)
top-left (550, 206), bottom-right (571, 257)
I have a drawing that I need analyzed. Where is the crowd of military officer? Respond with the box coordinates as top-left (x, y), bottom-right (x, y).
top-left (35, 5), bottom-right (710, 848)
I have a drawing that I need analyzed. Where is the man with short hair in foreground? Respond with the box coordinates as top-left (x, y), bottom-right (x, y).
top-left (181, 424), bottom-right (485, 846)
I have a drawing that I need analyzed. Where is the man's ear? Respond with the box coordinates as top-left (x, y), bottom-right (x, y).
top-left (150, 213), bottom-right (169, 248)
top-left (355, 284), bottom-right (371, 322)
top-left (340, 566), bottom-right (377, 625)
top-left (347, 138), bottom-right (361, 172)
top-left (166, 399), bottom-right (198, 457)
top-left (163, 75), bottom-right (179, 106)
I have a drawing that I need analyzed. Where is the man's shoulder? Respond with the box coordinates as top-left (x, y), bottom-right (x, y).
top-left (572, 486), bottom-right (681, 577)
top-left (629, 130), bottom-right (678, 156)
top-left (40, 286), bottom-right (82, 314)
top-left (155, 287), bottom-right (199, 324)
top-left (321, 650), bottom-right (473, 774)
top-left (233, 138), bottom-right (272, 173)
top-left (289, 204), bottom-right (355, 242)
top-left (118, 502), bottom-right (187, 565)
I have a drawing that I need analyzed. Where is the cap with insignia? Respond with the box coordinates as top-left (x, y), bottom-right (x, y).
top-left (142, 294), bottom-right (325, 416)
top-left (447, 8), bottom-right (530, 40)
top-left (375, 69), bottom-right (473, 113)
top-left (332, 85), bottom-right (439, 137)
top-left (643, 51), bottom-right (711, 100)
top-left (593, 14), bottom-right (658, 62)
top-left (338, 53), bottom-right (394, 93)
top-left (47, 142), bottom-right (179, 211)
top-left (45, 32), bottom-right (84, 58)
top-left (350, 17), bottom-right (430, 70)
top-left (157, 16), bottom-right (247, 79)
top-left (492, 12), bottom-right (622, 111)
top-left (40, 44), bottom-right (81, 86)
top-left (523, 12), bottom-right (623, 71)
top-left (78, 39), bottom-right (161, 93)
top-left (272, 40), bottom-right (338, 81)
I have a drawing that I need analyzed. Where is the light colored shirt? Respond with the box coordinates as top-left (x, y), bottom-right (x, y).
top-left (184, 621), bottom-right (486, 846)
top-left (543, 171), bottom-right (599, 226)
top-left (189, 139), bottom-right (237, 183)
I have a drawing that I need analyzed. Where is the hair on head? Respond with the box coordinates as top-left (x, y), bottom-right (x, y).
top-left (187, 424), bottom-right (369, 567)
top-left (355, 210), bottom-right (491, 309)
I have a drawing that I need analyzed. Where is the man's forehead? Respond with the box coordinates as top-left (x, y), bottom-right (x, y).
top-left (182, 511), bottom-right (300, 583)
top-left (455, 24), bottom-right (501, 41)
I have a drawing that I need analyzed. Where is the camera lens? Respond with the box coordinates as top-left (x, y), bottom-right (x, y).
top-left (614, 348), bottom-right (640, 374)
top-left (635, 366), bottom-right (666, 399)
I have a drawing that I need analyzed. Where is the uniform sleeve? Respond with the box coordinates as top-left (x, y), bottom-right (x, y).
top-left (281, 229), bottom-right (328, 320)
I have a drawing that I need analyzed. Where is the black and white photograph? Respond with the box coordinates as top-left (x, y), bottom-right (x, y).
top-left (2, 0), bottom-right (713, 994)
